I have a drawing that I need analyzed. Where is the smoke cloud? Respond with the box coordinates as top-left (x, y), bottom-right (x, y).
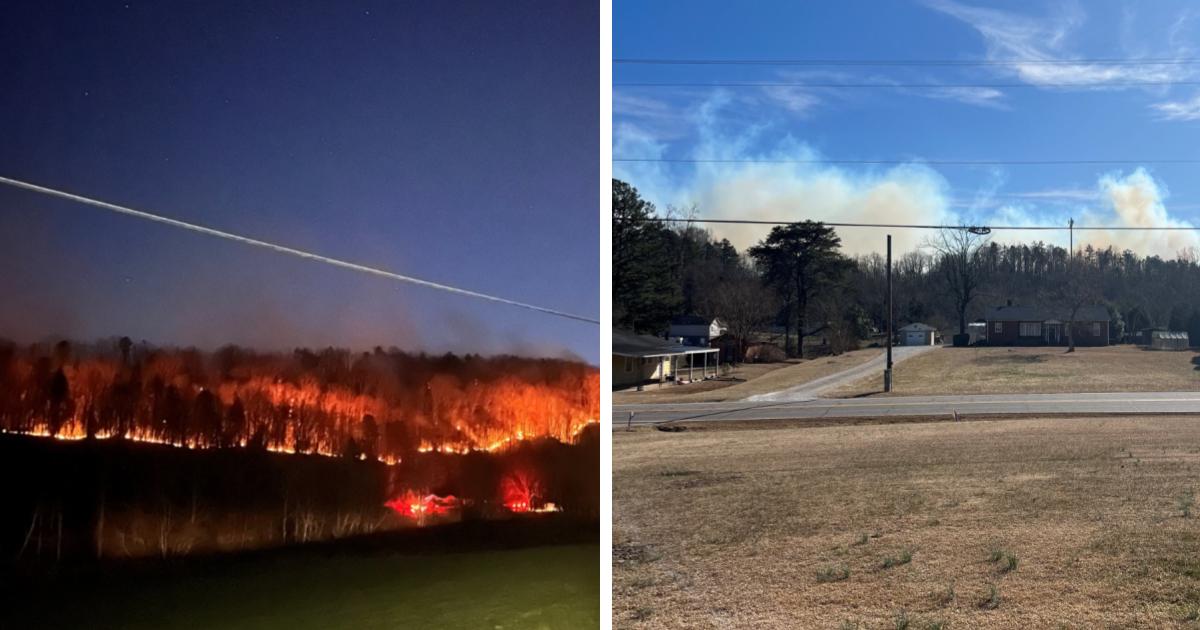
top-left (615, 95), bottom-right (1200, 259)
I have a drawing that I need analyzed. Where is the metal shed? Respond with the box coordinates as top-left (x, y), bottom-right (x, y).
top-left (1149, 330), bottom-right (1190, 351)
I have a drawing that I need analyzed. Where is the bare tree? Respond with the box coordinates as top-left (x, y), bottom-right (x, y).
top-left (1053, 256), bottom-right (1102, 353)
top-left (926, 228), bottom-right (990, 338)
top-left (700, 266), bottom-right (778, 363)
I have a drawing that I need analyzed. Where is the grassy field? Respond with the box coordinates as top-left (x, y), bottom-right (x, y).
top-left (833, 345), bottom-right (1200, 398)
top-left (615, 416), bottom-right (1200, 628)
top-left (615, 349), bottom-right (881, 404)
top-left (6, 543), bottom-right (599, 629)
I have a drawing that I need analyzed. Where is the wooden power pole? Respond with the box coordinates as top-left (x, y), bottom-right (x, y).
top-left (884, 234), bottom-right (893, 392)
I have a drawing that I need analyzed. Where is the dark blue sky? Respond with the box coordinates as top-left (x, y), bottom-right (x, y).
top-left (0, 1), bottom-right (598, 362)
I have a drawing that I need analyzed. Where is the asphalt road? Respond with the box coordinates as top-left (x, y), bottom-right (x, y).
top-left (614, 391), bottom-right (1200, 426)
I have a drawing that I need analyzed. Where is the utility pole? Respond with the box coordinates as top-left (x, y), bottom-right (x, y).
top-left (884, 234), bottom-right (893, 393)
top-left (1069, 217), bottom-right (1074, 257)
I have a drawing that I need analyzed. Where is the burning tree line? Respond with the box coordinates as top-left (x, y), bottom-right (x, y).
top-left (0, 337), bottom-right (599, 458)
top-left (0, 338), bottom-right (599, 564)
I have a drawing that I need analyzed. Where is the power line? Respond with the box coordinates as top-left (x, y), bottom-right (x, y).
top-left (615, 80), bottom-right (1200, 89)
top-left (636, 217), bottom-right (1199, 231)
top-left (615, 157), bottom-right (1200, 166)
top-left (0, 175), bottom-right (599, 325)
top-left (615, 56), bottom-right (1200, 67)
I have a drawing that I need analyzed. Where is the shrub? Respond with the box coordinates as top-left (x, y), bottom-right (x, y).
top-left (979, 584), bottom-right (1001, 610)
top-left (882, 549), bottom-right (913, 569)
top-left (816, 565), bottom-right (850, 583)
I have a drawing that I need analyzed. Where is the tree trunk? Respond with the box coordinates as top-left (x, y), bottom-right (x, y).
top-left (783, 302), bottom-right (794, 357)
top-left (796, 274), bottom-right (807, 359)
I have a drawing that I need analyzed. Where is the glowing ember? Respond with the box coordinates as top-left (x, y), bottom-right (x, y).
top-left (385, 491), bottom-right (460, 521)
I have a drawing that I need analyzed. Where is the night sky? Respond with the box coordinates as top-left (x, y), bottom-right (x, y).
top-left (0, 1), bottom-right (599, 362)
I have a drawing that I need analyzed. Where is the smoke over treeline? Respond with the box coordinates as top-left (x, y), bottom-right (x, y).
top-left (615, 97), bottom-right (1200, 259)
top-left (616, 179), bottom-right (1200, 351)
top-left (0, 338), bottom-right (599, 458)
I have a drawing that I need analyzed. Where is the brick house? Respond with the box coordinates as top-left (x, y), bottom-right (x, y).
top-left (985, 303), bottom-right (1110, 347)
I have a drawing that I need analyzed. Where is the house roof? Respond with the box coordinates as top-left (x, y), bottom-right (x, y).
top-left (612, 329), bottom-right (718, 358)
top-left (986, 304), bottom-right (1109, 322)
top-left (899, 323), bottom-right (936, 332)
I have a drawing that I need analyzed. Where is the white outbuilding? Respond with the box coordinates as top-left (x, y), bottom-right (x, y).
top-left (898, 322), bottom-right (937, 346)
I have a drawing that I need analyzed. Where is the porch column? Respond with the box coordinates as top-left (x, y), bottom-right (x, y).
top-left (689, 355), bottom-right (694, 382)
top-left (703, 351), bottom-right (708, 379)
top-left (659, 356), bottom-right (665, 388)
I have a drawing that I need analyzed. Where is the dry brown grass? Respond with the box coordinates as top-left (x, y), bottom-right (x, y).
top-left (614, 416), bottom-right (1200, 628)
top-left (615, 349), bottom-right (881, 404)
top-left (833, 345), bottom-right (1200, 398)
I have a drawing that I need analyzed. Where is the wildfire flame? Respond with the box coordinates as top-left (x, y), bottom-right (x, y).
top-left (0, 344), bottom-right (599, 460)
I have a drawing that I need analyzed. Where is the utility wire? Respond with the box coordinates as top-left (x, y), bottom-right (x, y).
top-left (635, 217), bottom-right (1199, 231)
top-left (0, 175), bottom-right (599, 325)
top-left (615, 157), bottom-right (1200, 166)
top-left (615, 57), bottom-right (1200, 67)
top-left (616, 80), bottom-right (1200, 88)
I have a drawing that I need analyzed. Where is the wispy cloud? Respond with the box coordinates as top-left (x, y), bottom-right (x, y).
top-left (1004, 188), bottom-right (1101, 202)
top-left (924, 0), bottom-right (1195, 88)
top-left (612, 91), bottom-right (703, 140)
top-left (759, 86), bottom-right (820, 116)
top-left (1152, 93), bottom-right (1200, 120)
top-left (919, 86), bottom-right (1008, 109)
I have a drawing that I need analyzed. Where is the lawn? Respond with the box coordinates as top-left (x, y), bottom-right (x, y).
top-left (833, 345), bottom-right (1200, 398)
top-left (6, 543), bottom-right (599, 629)
top-left (614, 416), bottom-right (1200, 628)
top-left (614, 349), bottom-right (881, 404)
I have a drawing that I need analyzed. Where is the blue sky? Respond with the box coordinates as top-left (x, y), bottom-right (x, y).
top-left (0, 2), bottom-right (598, 363)
top-left (615, 0), bottom-right (1200, 257)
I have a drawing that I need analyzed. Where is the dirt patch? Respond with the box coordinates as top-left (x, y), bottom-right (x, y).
top-left (614, 415), bottom-right (1200, 628)
top-left (832, 345), bottom-right (1200, 398)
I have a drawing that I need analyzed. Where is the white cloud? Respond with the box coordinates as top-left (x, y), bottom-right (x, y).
top-left (1151, 93), bottom-right (1200, 120)
top-left (923, 0), bottom-right (1194, 88)
top-left (919, 86), bottom-right (1008, 109)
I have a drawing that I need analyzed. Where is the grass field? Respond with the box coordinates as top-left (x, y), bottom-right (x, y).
top-left (614, 349), bottom-right (881, 404)
top-left (6, 543), bottom-right (599, 629)
top-left (833, 345), bottom-right (1200, 398)
top-left (614, 416), bottom-right (1200, 628)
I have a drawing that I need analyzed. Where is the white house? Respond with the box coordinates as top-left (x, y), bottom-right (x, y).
top-left (667, 315), bottom-right (727, 347)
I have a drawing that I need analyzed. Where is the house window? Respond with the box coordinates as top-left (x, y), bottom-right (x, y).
top-left (993, 322), bottom-right (1002, 333)
top-left (623, 356), bottom-right (632, 372)
top-left (1019, 322), bottom-right (1041, 337)
top-left (1092, 322), bottom-right (1102, 337)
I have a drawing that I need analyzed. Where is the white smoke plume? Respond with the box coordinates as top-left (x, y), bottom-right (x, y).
top-left (615, 97), bottom-right (1200, 258)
